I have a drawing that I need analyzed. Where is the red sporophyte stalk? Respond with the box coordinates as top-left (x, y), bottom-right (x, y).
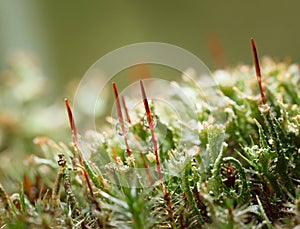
top-left (122, 96), bottom-right (131, 124)
top-left (251, 38), bottom-right (266, 105)
top-left (65, 98), bottom-right (78, 149)
top-left (65, 98), bottom-right (92, 187)
top-left (139, 80), bottom-right (162, 181)
top-left (122, 93), bottom-right (154, 182)
top-left (64, 98), bottom-right (102, 214)
top-left (112, 83), bottom-right (132, 156)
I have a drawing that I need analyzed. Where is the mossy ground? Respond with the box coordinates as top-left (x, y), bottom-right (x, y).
top-left (0, 56), bottom-right (299, 228)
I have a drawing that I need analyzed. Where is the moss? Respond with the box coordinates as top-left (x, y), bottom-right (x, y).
top-left (0, 48), bottom-right (300, 228)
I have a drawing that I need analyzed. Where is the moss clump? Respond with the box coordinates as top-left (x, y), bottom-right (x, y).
top-left (0, 51), bottom-right (300, 228)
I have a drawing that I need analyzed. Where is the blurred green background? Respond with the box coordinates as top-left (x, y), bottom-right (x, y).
top-left (1, 0), bottom-right (300, 93)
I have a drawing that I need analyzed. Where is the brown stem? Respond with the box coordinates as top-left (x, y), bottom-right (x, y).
top-left (112, 83), bottom-right (132, 156)
top-left (65, 98), bottom-right (103, 225)
top-left (179, 210), bottom-right (185, 229)
top-left (65, 99), bottom-right (93, 193)
top-left (122, 96), bottom-right (131, 124)
top-left (65, 98), bottom-right (78, 148)
top-left (63, 169), bottom-right (81, 218)
top-left (251, 38), bottom-right (266, 105)
top-left (139, 80), bottom-right (162, 181)
top-left (52, 154), bottom-right (66, 209)
top-left (192, 186), bottom-right (211, 223)
top-left (164, 190), bottom-right (175, 227)
top-left (251, 187), bottom-right (275, 223)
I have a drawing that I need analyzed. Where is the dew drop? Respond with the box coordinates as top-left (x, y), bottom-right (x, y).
top-left (143, 113), bottom-right (157, 129)
top-left (115, 122), bottom-right (129, 136)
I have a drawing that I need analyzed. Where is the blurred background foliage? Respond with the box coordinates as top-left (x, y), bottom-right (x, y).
top-left (0, 0), bottom-right (300, 182)
top-left (1, 1), bottom-right (300, 89)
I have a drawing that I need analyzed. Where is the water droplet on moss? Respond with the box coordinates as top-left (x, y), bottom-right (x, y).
top-left (115, 122), bottom-right (129, 136)
top-left (143, 113), bottom-right (157, 129)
